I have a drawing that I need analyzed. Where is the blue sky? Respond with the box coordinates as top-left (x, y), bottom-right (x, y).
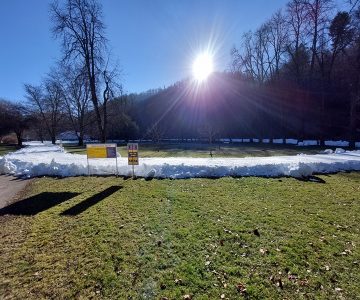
top-left (0, 0), bottom-right (348, 101)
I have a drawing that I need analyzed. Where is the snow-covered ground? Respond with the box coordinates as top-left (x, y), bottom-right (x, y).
top-left (1, 143), bottom-right (360, 179)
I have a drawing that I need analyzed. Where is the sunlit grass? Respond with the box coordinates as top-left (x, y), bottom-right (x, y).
top-left (1, 174), bottom-right (359, 299)
top-left (0, 144), bottom-right (19, 156)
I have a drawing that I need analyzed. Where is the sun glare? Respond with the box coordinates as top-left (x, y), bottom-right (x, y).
top-left (192, 53), bottom-right (213, 82)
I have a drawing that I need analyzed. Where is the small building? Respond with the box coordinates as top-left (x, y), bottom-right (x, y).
top-left (57, 131), bottom-right (91, 141)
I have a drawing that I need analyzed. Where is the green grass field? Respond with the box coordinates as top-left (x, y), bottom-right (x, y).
top-left (0, 144), bottom-right (19, 156)
top-left (1, 174), bottom-right (359, 299)
top-left (64, 142), bottom-right (324, 158)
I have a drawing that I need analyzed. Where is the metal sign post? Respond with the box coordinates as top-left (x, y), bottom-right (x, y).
top-left (127, 143), bottom-right (139, 178)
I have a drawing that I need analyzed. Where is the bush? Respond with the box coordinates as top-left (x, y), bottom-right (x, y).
top-left (0, 133), bottom-right (18, 144)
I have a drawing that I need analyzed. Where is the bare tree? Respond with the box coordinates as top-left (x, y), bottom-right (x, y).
top-left (199, 122), bottom-right (219, 157)
top-left (146, 123), bottom-right (165, 144)
top-left (329, 11), bottom-right (354, 79)
top-left (0, 99), bottom-right (32, 146)
top-left (348, 0), bottom-right (359, 13)
top-left (303, 0), bottom-right (334, 77)
top-left (230, 33), bottom-right (254, 78)
top-left (51, 0), bottom-right (119, 142)
top-left (25, 77), bottom-right (65, 144)
top-left (285, 0), bottom-right (309, 83)
top-left (0, 100), bottom-right (10, 139)
top-left (267, 10), bottom-right (289, 80)
top-left (60, 63), bottom-right (91, 146)
top-left (231, 27), bottom-right (272, 84)
top-left (101, 65), bottom-right (122, 140)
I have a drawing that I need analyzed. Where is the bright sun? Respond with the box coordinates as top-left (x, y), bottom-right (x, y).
top-left (192, 53), bottom-right (213, 82)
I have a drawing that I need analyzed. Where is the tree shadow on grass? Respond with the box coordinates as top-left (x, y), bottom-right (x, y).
top-left (295, 175), bottom-right (326, 184)
top-left (0, 192), bottom-right (80, 216)
top-left (61, 186), bottom-right (122, 216)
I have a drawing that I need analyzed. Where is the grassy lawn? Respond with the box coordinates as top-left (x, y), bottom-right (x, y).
top-left (0, 144), bottom-right (19, 156)
top-left (1, 174), bottom-right (359, 299)
top-left (64, 142), bottom-right (326, 158)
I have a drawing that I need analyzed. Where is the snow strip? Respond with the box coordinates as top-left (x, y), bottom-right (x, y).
top-left (297, 140), bottom-right (318, 146)
top-left (1, 143), bottom-right (360, 179)
top-left (325, 140), bottom-right (349, 147)
top-left (286, 139), bottom-right (298, 145)
top-left (273, 139), bottom-right (284, 144)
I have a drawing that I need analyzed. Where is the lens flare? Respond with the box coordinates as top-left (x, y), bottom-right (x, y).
top-left (192, 53), bottom-right (213, 82)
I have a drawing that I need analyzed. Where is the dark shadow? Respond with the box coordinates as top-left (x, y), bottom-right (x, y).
top-left (9, 177), bottom-right (30, 182)
top-left (295, 176), bottom-right (326, 184)
top-left (61, 186), bottom-right (122, 216)
top-left (0, 192), bottom-right (80, 216)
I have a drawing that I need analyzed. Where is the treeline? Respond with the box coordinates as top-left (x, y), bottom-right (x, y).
top-left (134, 0), bottom-right (360, 146)
top-left (1, 0), bottom-right (359, 147)
top-left (227, 0), bottom-right (360, 146)
top-left (110, 0), bottom-right (357, 148)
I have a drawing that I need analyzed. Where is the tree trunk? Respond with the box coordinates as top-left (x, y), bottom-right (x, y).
top-left (319, 87), bottom-right (326, 147)
top-left (51, 135), bottom-right (56, 145)
top-left (300, 89), bottom-right (306, 141)
top-left (38, 131), bottom-right (44, 143)
top-left (91, 94), bottom-right (105, 143)
top-left (349, 45), bottom-right (360, 148)
top-left (349, 140), bottom-right (355, 148)
top-left (100, 126), bottom-right (106, 143)
top-left (309, 0), bottom-right (319, 77)
top-left (78, 124), bottom-right (84, 146)
top-left (102, 102), bottom-right (107, 143)
top-left (86, 59), bottom-right (106, 143)
top-left (349, 94), bottom-right (358, 148)
top-left (78, 135), bottom-right (84, 147)
top-left (15, 132), bottom-right (22, 147)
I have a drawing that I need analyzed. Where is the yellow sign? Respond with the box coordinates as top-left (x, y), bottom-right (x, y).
top-left (87, 144), bottom-right (117, 159)
top-left (127, 143), bottom-right (139, 165)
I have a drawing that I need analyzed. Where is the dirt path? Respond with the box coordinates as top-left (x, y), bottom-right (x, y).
top-left (0, 175), bottom-right (31, 209)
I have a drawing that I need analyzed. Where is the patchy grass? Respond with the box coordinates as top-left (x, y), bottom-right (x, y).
top-left (63, 144), bottom-right (87, 154)
top-left (64, 142), bottom-right (325, 158)
top-left (0, 144), bottom-right (19, 156)
top-left (1, 174), bottom-right (359, 299)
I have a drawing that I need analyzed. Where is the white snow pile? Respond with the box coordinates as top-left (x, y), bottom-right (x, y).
top-left (325, 140), bottom-right (349, 147)
top-left (322, 149), bottom-right (334, 154)
top-left (1, 143), bottom-right (360, 179)
top-left (335, 148), bottom-right (346, 154)
top-left (297, 140), bottom-right (318, 146)
top-left (273, 139), bottom-right (284, 144)
top-left (286, 139), bottom-right (298, 145)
